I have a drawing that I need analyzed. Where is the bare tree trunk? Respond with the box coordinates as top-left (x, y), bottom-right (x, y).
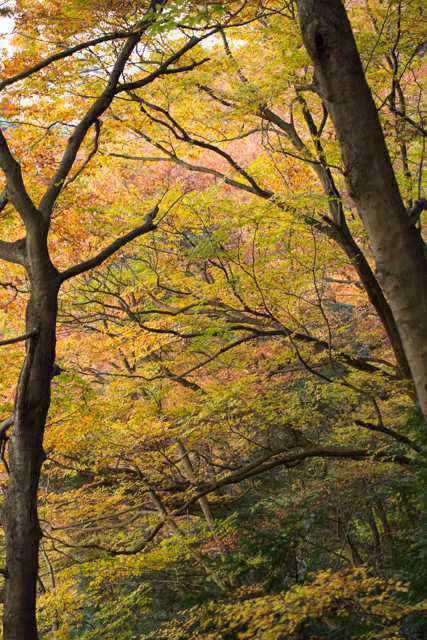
top-left (3, 267), bottom-right (59, 640)
top-left (298, 0), bottom-right (427, 419)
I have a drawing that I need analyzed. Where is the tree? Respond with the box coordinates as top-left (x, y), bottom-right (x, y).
top-left (0, 1), bottom-right (425, 638)
top-left (0, 1), bottom-right (258, 636)
top-left (297, 0), bottom-right (427, 420)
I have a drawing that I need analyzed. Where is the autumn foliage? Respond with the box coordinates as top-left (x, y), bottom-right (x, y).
top-left (0, 1), bottom-right (426, 639)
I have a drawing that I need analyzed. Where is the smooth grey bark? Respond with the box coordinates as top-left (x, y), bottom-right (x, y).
top-left (297, 0), bottom-right (427, 419)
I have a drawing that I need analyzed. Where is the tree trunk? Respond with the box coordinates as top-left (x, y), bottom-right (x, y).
top-left (297, 0), bottom-right (427, 419)
top-left (3, 275), bottom-right (59, 640)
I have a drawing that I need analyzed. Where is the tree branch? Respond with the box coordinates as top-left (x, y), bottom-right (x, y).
top-left (134, 97), bottom-right (272, 199)
top-left (64, 119), bottom-right (102, 187)
top-left (59, 206), bottom-right (158, 281)
top-left (407, 198), bottom-right (426, 225)
top-left (354, 419), bottom-right (422, 453)
top-left (0, 30), bottom-right (145, 92)
top-left (0, 130), bottom-right (39, 223)
top-left (107, 149), bottom-right (264, 197)
top-left (179, 446), bottom-right (413, 514)
top-left (0, 328), bottom-right (38, 347)
top-left (117, 32), bottom-right (216, 93)
top-left (0, 237), bottom-right (27, 266)
top-left (46, 445), bottom-right (413, 557)
top-left (38, 2), bottom-right (162, 218)
top-left (388, 105), bottom-right (427, 137)
top-left (0, 415), bottom-right (13, 437)
top-left (0, 189), bottom-right (7, 212)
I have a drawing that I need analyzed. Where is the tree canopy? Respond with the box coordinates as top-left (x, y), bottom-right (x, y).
top-left (0, 1), bottom-right (426, 639)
